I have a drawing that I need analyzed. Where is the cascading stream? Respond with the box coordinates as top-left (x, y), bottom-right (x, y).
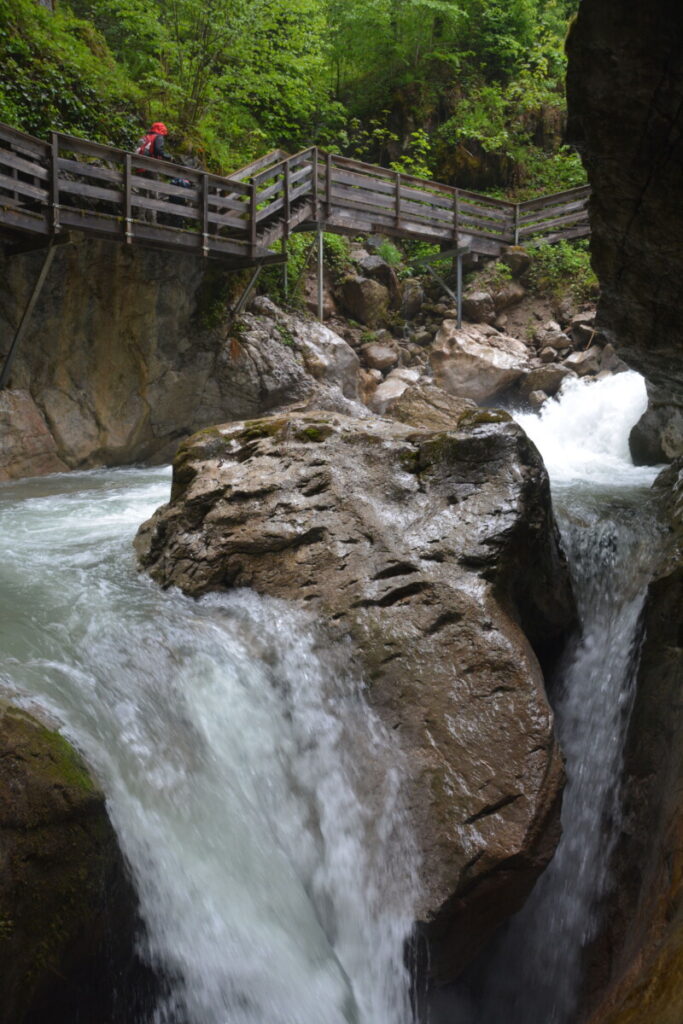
top-left (447, 372), bottom-right (664, 1024)
top-left (0, 470), bottom-right (419, 1024)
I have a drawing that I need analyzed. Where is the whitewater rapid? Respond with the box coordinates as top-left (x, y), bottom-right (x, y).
top-left (444, 370), bottom-right (665, 1024)
top-left (0, 469), bottom-right (419, 1024)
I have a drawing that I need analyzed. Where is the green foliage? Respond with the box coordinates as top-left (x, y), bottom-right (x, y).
top-left (0, 0), bottom-right (140, 143)
top-left (527, 240), bottom-right (598, 301)
top-left (0, 0), bottom-right (583, 198)
top-left (375, 240), bottom-right (403, 267)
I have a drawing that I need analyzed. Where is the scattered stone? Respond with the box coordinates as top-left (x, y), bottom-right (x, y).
top-left (492, 280), bottom-right (526, 313)
top-left (401, 278), bottom-right (425, 319)
top-left (369, 376), bottom-right (411, 413)
top-left (357, 255), bottom-right (401, 307)
top-left (414, 329), bottom-right (433, 347)
top-left (500, 246), bottom-right (532, 277)
top-left (430, 322), bottom-right (531, 402)
top-left (387, 366), bottom-right (421, 384)
top-left (519, 364), bottom-right (576, 400)
top-left (563, 346), bottom-right (603, 376)
top-left (539, 346), bottom-right (559, 363)
top-left (387, 382), bottom-right (477, 431)
top-left (360, 342), bottom-right (399, 372)
top-left (528, 390), bottom-right (549, 410)
top-left (462, 290), bottom-right (496, 325)
top-left (340, 276), bottom-right (391, 327)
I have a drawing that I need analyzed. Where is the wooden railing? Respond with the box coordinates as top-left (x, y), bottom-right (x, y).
top-left (0, 121), bottom-right (591, 264)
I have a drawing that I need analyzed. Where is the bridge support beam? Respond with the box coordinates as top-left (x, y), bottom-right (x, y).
top-left (0, 242), bottom-right (56, 390)
top-left (317, 228), bottom-right (324, 322)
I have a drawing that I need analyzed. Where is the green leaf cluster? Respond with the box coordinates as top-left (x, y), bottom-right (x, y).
top-left (0, 0), bottom-right (584, 195)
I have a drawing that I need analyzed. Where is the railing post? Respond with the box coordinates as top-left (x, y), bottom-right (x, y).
top-left (395, 171), bottom-right (401, 228)
top-left (283, 161), bottom-right (291, 239)
top-left (249, 177), bottom-right (257, 257)
top-left (453, 188), bottom-right (459, 248)
top-left (201, 172), bottom-right (209, 256)
top-left (325, 152), bottom-right (332, 220)
top-left (123, 153), bottom-right (133, 243)
top-left (311, 148), bottom-right (319, 223)
top-left (514, 202), bottom-right (520, 245)
top-left (50, 132), bottom-right (60, 234)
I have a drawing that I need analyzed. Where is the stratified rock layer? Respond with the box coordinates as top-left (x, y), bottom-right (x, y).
top-left (0, 705), bottom-right (138, 1023)
top-left (135, 409), bottom-right (576, 979)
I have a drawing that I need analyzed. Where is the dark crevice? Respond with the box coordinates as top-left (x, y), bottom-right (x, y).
top-left (372, 562), bottom-right (419, 581)
top-left (352, 581), bottom-right (430, 609)
top-left (464, 793), bottom-right (521, 826)
top-left (426, 610), bottom-right (463, 635)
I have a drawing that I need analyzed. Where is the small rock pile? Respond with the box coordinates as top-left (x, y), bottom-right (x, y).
top-left (316, 242), bottom-right (628, 416)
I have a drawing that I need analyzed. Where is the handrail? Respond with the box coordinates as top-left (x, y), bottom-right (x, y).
top-left (0, 121), bottom-right (591, 263)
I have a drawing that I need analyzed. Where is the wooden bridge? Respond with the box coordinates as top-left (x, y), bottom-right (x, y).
top-left (0, 120), bottom-right (591, 388)
top-left (0, 121), bottom-right (590, 265)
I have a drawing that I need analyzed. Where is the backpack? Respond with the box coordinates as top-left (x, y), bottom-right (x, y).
top-left (135, 132), bottom-right (157, 158)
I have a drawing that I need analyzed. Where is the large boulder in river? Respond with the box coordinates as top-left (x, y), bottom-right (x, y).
top-left (0, 704), bottom-right (139, 1023)
top-left (430, 322), bottom-right (530, 403)
top-left (135, 409), bottom-right (576, 979)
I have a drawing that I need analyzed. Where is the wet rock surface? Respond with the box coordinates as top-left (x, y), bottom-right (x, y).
top-left (0, 704), bottom-right (141, 1024)
top-left (0, 389), bottom-right (68, 481)
top-left (135, 409), bottom-right (576, 979)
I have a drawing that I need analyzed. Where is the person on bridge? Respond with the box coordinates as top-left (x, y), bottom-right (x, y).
top-left (135, 121), bottom-right (171, 223)
top-left (137, 122), bottom-right (170, 162)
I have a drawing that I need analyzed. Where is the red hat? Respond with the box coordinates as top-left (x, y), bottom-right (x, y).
top-left (151, 122), bottom-right (168, 135)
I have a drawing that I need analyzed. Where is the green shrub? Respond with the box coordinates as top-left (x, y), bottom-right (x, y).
top-left (527, 240), bottom-right (598, 301)
top-left (375, 240), bottom-right (403, 268)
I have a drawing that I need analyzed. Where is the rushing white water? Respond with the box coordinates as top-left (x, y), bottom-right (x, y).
top-left (0, 468), bottom-right (419, 1024)
top-left (448, 371), bottom-right (665, 1024)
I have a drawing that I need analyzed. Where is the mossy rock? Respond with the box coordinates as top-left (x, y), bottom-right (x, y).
top-left (0, 706), bottom-right (141, 1023)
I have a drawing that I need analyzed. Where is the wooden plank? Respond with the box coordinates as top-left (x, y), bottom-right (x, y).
top-left (257, 178), bottom-right (284, 204)
top-left (0, 124), bottom-right (49, 159)
top-left (256, 195), bottom-right (285, 224)
top-left (0, 172), bottom-right (47, 201)
top-left (227, 149), bottom-right (289, 182)
top-left (519, 210), bottom-right (590, 239)
top-left (53, 132), bottom-right (118, 161)
top-left (525, 224), bottom-right (591, 246)
top-left (518, 197), bottom-right (589, 227)
top-left (518, 185), bottom-right (590, 214)
top-left (207, 191), bottom-right (248, 214)
top-left (58, 178), bottom-right (123, 204)
top-left (131, 193), bottom-right (201, 220)
top-left (0, 148), bottom-right (50, 180)
top-left (0, 204), bottom-right (50, 235)
top-left (449, 187), bottom-right (513, 210)
top-left (56, 156), bottom-right (122, 185)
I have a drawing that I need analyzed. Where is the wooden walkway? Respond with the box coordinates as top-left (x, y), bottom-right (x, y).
top-left (0, 122), bottom-right (590, 265)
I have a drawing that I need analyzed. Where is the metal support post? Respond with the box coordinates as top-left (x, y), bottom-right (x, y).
top-left (317, 228), bottom-right (324, 322)
top-left (282, 239), bottom-right (288, 299)
top-left (0, 243), bottom-right (56, 389)
top-left (229, 265), bottom-right (263, 326)
top-left (457, 251), bottom-right (463, 329)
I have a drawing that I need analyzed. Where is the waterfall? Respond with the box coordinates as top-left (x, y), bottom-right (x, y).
top-left (443, 371), bottom-right (664, 1024)
top-left (0, 470), bottom-right (419, 1024)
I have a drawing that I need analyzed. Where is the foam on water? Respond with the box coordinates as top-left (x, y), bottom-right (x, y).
top-left (515, 371), bottom-right (659, 488)
top-left (0, 467), bottom-right (419, 1024)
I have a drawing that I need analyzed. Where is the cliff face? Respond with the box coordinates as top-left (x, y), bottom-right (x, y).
top-left (566, 1), bottom-right (683, 462)
top-left (566, 3), bottom-right (683, 1017)
top-left (566, 1), bottom-right (683, 399)
top-left (0, 241), bottom-right (321, 475)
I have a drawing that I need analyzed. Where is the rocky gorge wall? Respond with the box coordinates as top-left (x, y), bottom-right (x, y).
top-left (566, 2), bottom-right (683, 1018)
top-left (0, 240), bottom-right (343, 479)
